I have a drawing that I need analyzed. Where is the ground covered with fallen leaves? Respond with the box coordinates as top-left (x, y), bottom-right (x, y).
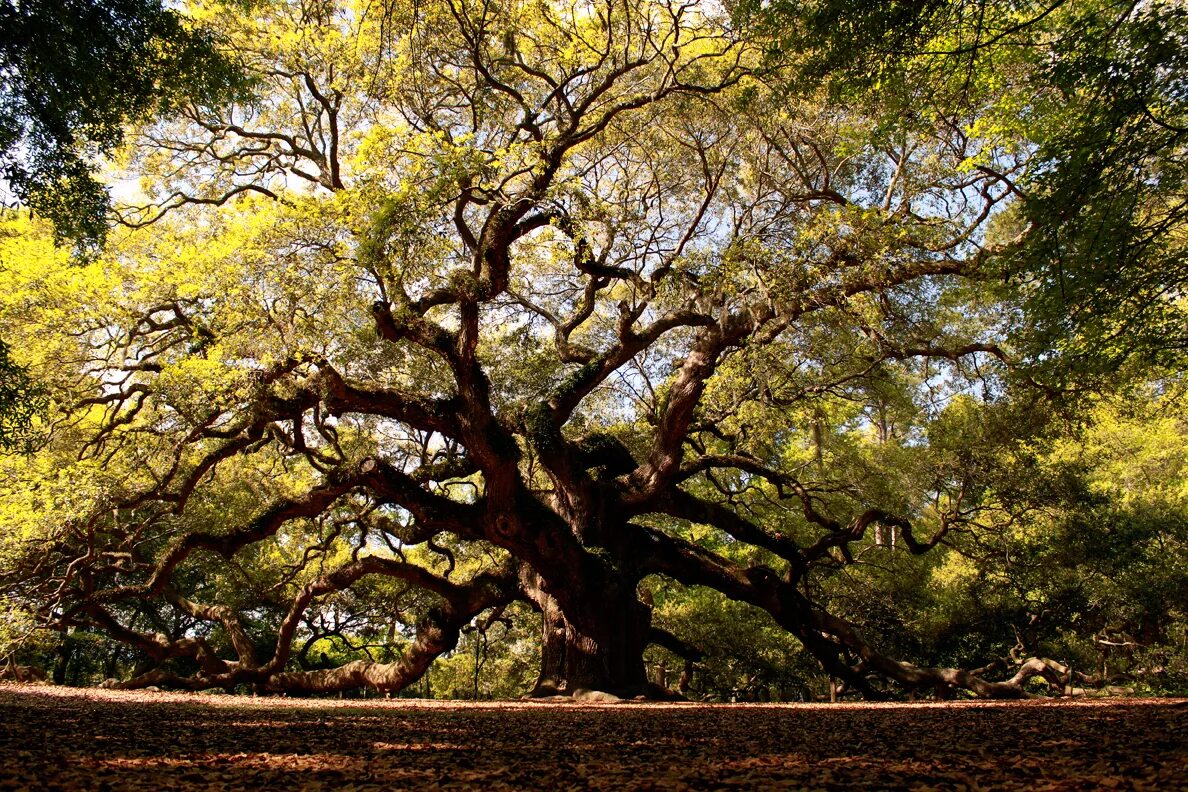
top-left (1, 684), bottom-right (1185, 790)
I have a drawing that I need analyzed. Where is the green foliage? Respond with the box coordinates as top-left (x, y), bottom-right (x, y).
top-left (824, 387), bottom-right (1188, 691)
top-left (1015, 3), bottom-right (1188, 381)
top-left (742, 0), bottom-right (1188, 383)
top-left (0, 0), bottom-right (246, 245)
top-left (0, 339), bottom-right (46, 452)
top-left (426, 603), bottom-right (541, 699)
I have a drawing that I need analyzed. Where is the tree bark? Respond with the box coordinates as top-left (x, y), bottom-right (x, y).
top-left (527, 575), bottom-right (651, 697)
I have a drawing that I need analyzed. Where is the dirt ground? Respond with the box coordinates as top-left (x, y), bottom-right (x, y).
top-left (0, 684), bottom-right (1184, 790)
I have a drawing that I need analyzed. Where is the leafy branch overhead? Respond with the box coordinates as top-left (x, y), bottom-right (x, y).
top-left (0, 0), bottom-right (245, 245)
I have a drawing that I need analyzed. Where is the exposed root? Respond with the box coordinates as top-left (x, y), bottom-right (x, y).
top-left (527, 681), bottom-right (687, 703)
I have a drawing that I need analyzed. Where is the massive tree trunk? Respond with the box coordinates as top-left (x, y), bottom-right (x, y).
top-left (503, 445), bottom-right (660, 697)
top-left (530, 583), bottom-right (651, 697)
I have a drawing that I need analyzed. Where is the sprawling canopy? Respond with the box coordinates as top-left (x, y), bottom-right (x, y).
top-left (1, 0), bottom-right (1184, 699)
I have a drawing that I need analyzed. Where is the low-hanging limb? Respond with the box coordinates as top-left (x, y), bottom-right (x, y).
top-left (69, 468), bottom-right (372, 613)
top-left (629, 521), bottom-right (1099, 700)
top-left (53, 452), bottom-right (492, 689)
top-left (70, 455), bottom-right (483, 613)
top-left (629, 522), bottom-right (882, 698)
top-left (806, 607), bottom-right (1072, 699)
top-left (79, 602), bottom-right (233, 679)
top-left (102, 555), bottom-right (521, 693)
top-left (161, 587), bottom-right (257, 669)
top-left (260, 557), bottom-right (520, 694)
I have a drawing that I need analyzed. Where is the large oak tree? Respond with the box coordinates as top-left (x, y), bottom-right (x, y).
top-left (1, 0), bottom-right (1183, 699)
